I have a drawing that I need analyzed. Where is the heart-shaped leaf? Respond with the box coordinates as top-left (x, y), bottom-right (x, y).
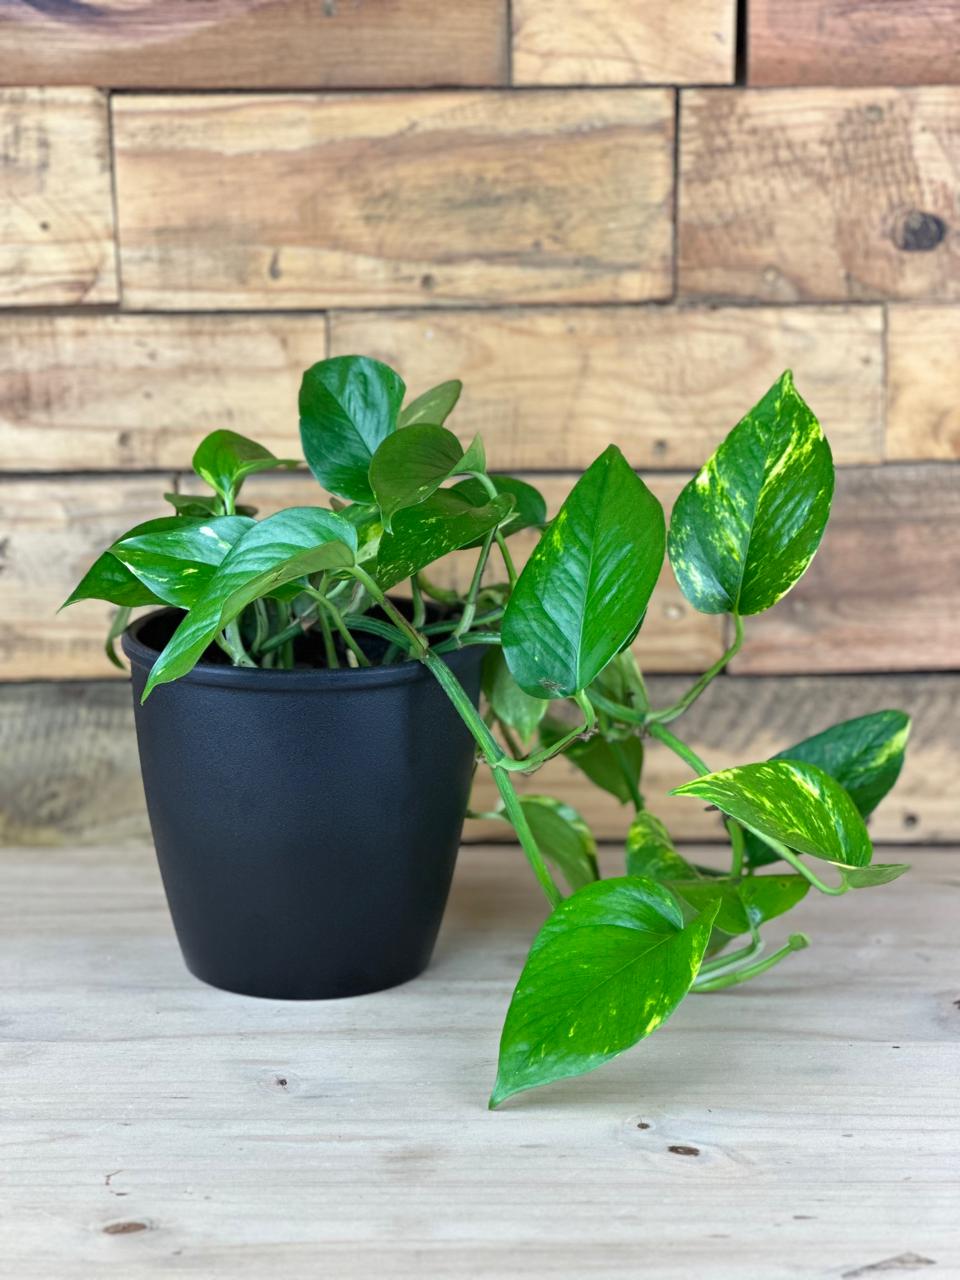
top-left (490, 878), bottom-right (718, 1107)
top-left (374, 489), bottom-right (514, 590)
top-left (625, 812), bottom-right (695, 880)
top-left (192, 431), bottom-right (297, 508)
top-left (62, 515), bottom-right (206, 609)
top-left (368, 424), bottom-right (485, 531)
top-left (450, 475), bottom-right (547, 544)
top-left (669, 874), bottom-right (809, 936)
top-left (300, 356), bottom-right (405, 502)
top-left (745, 709), bottom-right (911, 867)
top-left (483, 649), bottom-right (548, 743)
top-left (502, 446), bottom-right (665, 699)
top-left (540, 715), bottom-right (644, 806)
top-left (142, 508), bottom-right (357, 699)
top-left (839, 863), bottom-right (910, 890)
top-left (398, 379), bottom-right (462, 428)
top-left (111, 515), bottom-right (255, 608)
top-left (671, 760), bottom-right (872, 867)
top-left (668, 371), bottom-right (834, 616)
top-left (514, 796), bottom-right (598, 893)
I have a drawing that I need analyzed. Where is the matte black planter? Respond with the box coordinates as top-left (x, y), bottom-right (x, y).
top-left (123, 609), bottom-right (484, 1000)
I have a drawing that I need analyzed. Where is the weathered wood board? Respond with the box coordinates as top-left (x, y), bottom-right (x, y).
top-left (886, 305), bottom-right (960, 460)
top-left (331, 304), bottom-right (885, 468)
top-left (734, 464), bottom-right (960, 674)
top-left (0, 88), bottom-right (117, 306)
top-left (3, 674), bottom-right (954, 847)
top-left (512, 0), bottom-right (735, 86)
top-left (112, 91), bottom-right (675, 309)
top-left (0, 841), bottom-right (956, 1278)
top-left (0, 313), bottom-right (325, 471)
top-left (0, 0), bottom-right (508, 90)
top-left (749, 0), bottom-right (960, 87)
top-left (679, 88), bottom-right (960, 302)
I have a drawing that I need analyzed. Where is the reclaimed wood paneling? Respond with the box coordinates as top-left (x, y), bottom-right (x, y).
top-left (0, 0), bottom-right (508, 90)
top-left (0, 88), bottom-right (116, 306)
top-left (112, 91), bottom-right (675, 310)
top-left (512, 0), bottom-right (735, 86)
top-left (679, 88), bottom-right (960, 303)
top-left (3, 674), bottom-right (953, 846)
top-left (0, 313), bottom-right (326, 471)
top-left (749, 0), bottom-right (960, 88)
top-left (886, 305), bottom-right (960, 460)
top-left (734, 464), bottom-right (960, 674)
top-left (331, 305), bottom-right (884, 468)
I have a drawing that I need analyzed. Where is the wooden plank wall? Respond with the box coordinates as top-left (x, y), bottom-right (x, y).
top-left (0, 0), bottom-right (957, 847)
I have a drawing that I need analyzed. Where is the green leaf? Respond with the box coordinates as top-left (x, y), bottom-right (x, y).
top-left (450, 475), bottom-right (547, 544)
top-left (398, 379), bottom-right (462, 428)
top-left (744, 710), bottom-right (911, 867)
top-left (671, 760), bottom-right (872, 868)
top-left (490, 878), bottom-right (718, 1106)
top-left (839, 863), bottom-right (910, 890)
top-left (192, 430), bottom-right (297, 507)
top-left (299, 355), bottom-right (405, 502)
top-left (374, 489), bottom-right (514, 590)
top-left (540, 714), bottom-right (644, 806)
top-left (110, 515), bottom-right (255, 608)
top-left (502, 446), bottom-right (665, 699)
top-left (515, 796), bottom-right (599, 893)
top-left (142, 508), bottom-right (357, 699)
top-left (104, 605), bottom-right (133, 670)
top-left (163, 492), bottom-right (257, 519)
top-left (483, 649), bottom-right (548, 743)
top-left (669, 874), bottom-right (809, 937)
top-left (668, 371), bottom-right (834, 616)
top-left (625, 812), bottom-right (696, 880)
top-left (368, 424), bottom-right (485, 531)
top-left (62, 515), bottom-right (203, 609)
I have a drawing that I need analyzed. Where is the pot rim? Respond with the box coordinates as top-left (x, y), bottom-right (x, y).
top-left (122, 607), bottom-right (483, 693)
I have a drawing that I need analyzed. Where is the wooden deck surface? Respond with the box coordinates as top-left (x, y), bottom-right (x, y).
top-left (0, 843), bottom-right (957, 1278)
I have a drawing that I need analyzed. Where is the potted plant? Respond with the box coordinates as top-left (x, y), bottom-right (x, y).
top-left (64, 356), bottom-right (910, 1107)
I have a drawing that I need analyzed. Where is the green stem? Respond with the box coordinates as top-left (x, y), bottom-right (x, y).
top-left (494, 690), bottom-right (596, 774)
top-left (491, 768), bottom-right (562, 907)
top-left (411, 575), bottom-right (426, 629)
top-left (416, 573), bottom-right (461, 606)
top-left (758, 836), bottom-right (849, 896)
top-left (421, 607), bottom-right (504, 636)
top-left (692, 934), bottom-right (809, 992)
top-left (647, 614), bottom-right (744, 726)
top-left (222, 619), bottom-right (256, 667)
top-left (646, 721), bottom-right (710, 776)
top-left (317, 597), bottom-right (371, 668)
top-left (696, 931), bottom-right (763, 978)
top-left (453, 531), bottom-right (494, 640)
top-left (589, 690), bottom-right (645, 725)
top-left (317, 608), bottom-right (338, 669)
top-left (432, 630), bottom-right (501, 654)
top-left (496, 531), bottom-right (518, 589)
top-left (727, 819), bottom-right (746, 877)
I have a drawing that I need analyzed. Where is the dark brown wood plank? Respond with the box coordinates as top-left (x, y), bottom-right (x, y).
top-left (112, 91), bottom-right (675, 309)
top-left (4, 674), bottom-right (954, 846)
top-left (734, 464), bottom-right (960, 674)
top-left (749, 0), bottom-right (960, 87)
top-left (679, 88), bottom-right (960, 303)
top-left (0, 0), bottom-right (508, 90)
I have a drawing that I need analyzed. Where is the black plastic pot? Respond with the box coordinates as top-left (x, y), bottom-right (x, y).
top-left (122, 609), bottom-right (484, 1000)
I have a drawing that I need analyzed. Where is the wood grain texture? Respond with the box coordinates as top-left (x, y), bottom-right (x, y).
top-left (679, 88), bottom-right (960, 302)
top-left (734, 464), bottom-right (960, 674)
top-left (0, 313), bottom-right (325, 471)
top-left (112, 91), bottom-right (675, 309)
top-left (331, 304), bottom-right (884, 468)
top-left (0, 0), bottom-right (508, 90)
top-left (749, 0), bottom-right (960, 87)
top-left (512, 0), bottom-right (735, 86)
top-left (3, 675), bottom-right (955, 847)
top-left (887, 305), bottom-right (960, 460)
top-left (0, 841), bottom-right (956, 1279)
top-left (0, 88), bottom-right (116, 306)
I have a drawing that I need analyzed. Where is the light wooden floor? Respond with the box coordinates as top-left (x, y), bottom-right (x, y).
top-left (0, 843), bottom-right (957, 1279)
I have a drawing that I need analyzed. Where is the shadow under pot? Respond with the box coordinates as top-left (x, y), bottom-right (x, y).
top-left (122, 608), bottom-right (485, 1000)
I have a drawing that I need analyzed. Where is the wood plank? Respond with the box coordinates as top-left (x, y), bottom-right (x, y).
top-left (0, 842), bottom-right (956, 1279)
top-left (512, 0), bottom-right (735, 86)
top-left (331, 305), bottom-right (885, 468)
top-left (0, 476), bottom-right (175, 681)
top-left (0, 313), bottom-right (326, 471)
top-left (886, 305), bottom-right (960, 461)
top-left (0, 0), bottom-right (508, 90)
top-left (4, 674), bottom-right (955, 846)
top-left (0, 88), bottom-right (116, 306)
top-left (733, 464), bottom-right (960, 675)
top-left (679, 88), bottom-right (960, 303)
top-left (112, 91), bottom-right (675, 310)
top-left (749, 0), bottom-right (960, 87)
